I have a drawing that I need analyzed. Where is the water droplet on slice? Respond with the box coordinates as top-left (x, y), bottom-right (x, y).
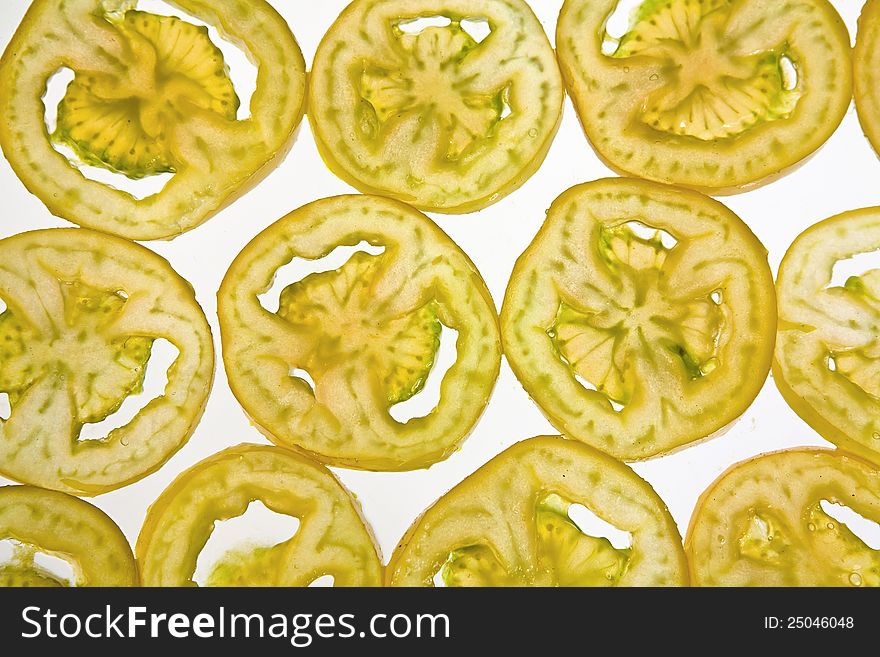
top-left (849, 573), bottom-right (862, 586)
top-left (649, 73), bottom-right (659, 81)
top-left (528, 128), bottom-right (538, 138)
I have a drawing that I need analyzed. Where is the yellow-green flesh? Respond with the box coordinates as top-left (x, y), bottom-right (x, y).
top-left (0, 0), bottom-right (306, 239)
top-left (0, 228), bottom-right (213, 495)
top-left (500, 178), bottom-right (775, 460)
top-left (774, 208), bottom-right (880, 465)
top-left (136, 445), bottom-right (382, 587)
top-left (389, 436), bottom-right (687, 586)
top-left (556, 0), bottom-right (852, 190)
top-left (687, 449), bottom-right (880, 586)
top-left (217, 195), bottom-right (501, 471)
top-left (855, 0), bottom-right (880, 159)
top-left (0, 485), bottom-right (137, 587)
top-left (309, 0), bottom-right (564, 212)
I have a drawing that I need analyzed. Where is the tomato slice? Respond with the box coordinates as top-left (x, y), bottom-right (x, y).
top-left (774, 208), bottom-right (880, 466)
top-left (0, 485), bottom-right (136, 586)
top-left (856, 0), bottom-right (880, 158)
top-left (136, 444), bottom-right (383, 587)
top-left (218, 195), bottom-right (501, 471)
top-left (0, 229), bottom-right (214, 494)
top-left (556, 0), bottom-right (852, 192)
top-left (387, 436), bottom-right (687, 586)
top-left (501, 178), bottom-right (775, 460)
top-left (0, 0), bottom-right (306, 240)
top-left (686, 449), bottom-right (880, 587)
top-left (308, 0), bottom-right (564, 213)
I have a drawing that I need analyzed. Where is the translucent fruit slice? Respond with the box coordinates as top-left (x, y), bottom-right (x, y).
top-left (217, 195), bottom-right (501, 471)
top-left (388, 436), bottom-right (686, 586)
top-left (309, 0), bottom-right (564, 212)
top-left (0, 228), bottom-right (214, 495)
top-left (136, 445), bottom-right (383, 587)
top-left (774, 207), bottom-right (880, 466)
top-left (0, 0), bottom-right (306, 239)
top-left (687, 449), bottom-right (880, 586)
top-left (501, 178), bottom-right (775, 460)
top-left (855, 0), bottom-right (880, 159)
top-left (556, 0), bottom-right (852, 191)
top-left (0, 485), bottom-right (137, 587)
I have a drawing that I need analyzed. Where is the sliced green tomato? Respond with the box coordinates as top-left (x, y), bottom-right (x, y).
top-left (217, 195), bottom-right (501, 471)
top-left (387, 436), bottom-right (687, 586)
top-left (136, 444), bottom-right (383, 587)
top-left (556, 0), bottom-right (852, 192)
top-left (855, 0), bottom-right (880, 159)
top-left (500, 178), bottom-right (775, 460)
top-left (0, 485), bottom-right (137, 587)
top-left (0, 228), bottom-right (214, 495)
top-left (686, 449), bottom-right (880, 587)
top-left (309, 0), bottom-right (564, 213)
top-left (0, 0), bottom-right (306, 240)
top-left (774, 208), bottom-right (880, 466)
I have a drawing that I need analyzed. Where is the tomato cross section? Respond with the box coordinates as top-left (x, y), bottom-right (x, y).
top-left (687, 449), bottom-right (880, 586)
top-left (0, 0), bottom-right (306, 240)
top-left (557, 0), bottom-right (852, 191)
top-left (0, 229), bottom-right (214, 495)
top-left (501, 178), bottom-right (775, 460)
top-left (218, 195), bottom-right (501, 471)
top-left (388, 436), bottom-right (687, 586)
top-left (309, 0), bottom-right (564, 213)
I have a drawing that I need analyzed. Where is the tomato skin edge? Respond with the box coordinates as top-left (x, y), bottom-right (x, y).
top-left (551, 85), bottom-right (832, 198)
top-left (135, 443), bottom-right (384, 587)
top-left (306, 105), bottom-right (564, 216)
top-left (855, 0), bottom-right (880, 161)
top-left (554, 0), bottom-right (853, 194)
top-left (0, 1), bottom-right (308, 241)
top-left (216, 194), bottom-right (502, 471)
top-left (500, 177), bottom-right (777, 461)
top-left (771, 361), bottom-right (880, 467)
top-left (307, 0), bottom-right (565, 215)
top-left (1, 484), bottom-right (139, 586)
top-left (773, 206), bottom-right (880, 468)
top-left (683, 447), bottom-right (880, 586)
top-left (0, 227), bottom-right (216, 496)
top-left (385, 435), bottom-right (689, 587)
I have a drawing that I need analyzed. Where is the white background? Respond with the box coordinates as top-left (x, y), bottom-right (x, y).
top-left (0, 0), bottom-right (876, 575)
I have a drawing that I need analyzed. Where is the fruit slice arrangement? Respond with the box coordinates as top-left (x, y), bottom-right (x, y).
top-left (556, 0), bottom-right (852, 191)
top-left (218, 195), bottom-right (501, 471)
top-left (388, 436), bottom-right (687, 586)
top-left (0, 485), bottom-right (137, 586)
top-left (687, 449), bottom-right (880, 586)
top-left (775, 207), bottom-right (880, 466)
top-left (0, 229), bottom-right (213, 495)
top-left (0, 0), bottom-right (306, 240)
top-left (137, 445), bottom-right (382, 587)
top-left (309, 0), bottom-right (564, 213)
top-left (501, 178), bottom-right (775, 460)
